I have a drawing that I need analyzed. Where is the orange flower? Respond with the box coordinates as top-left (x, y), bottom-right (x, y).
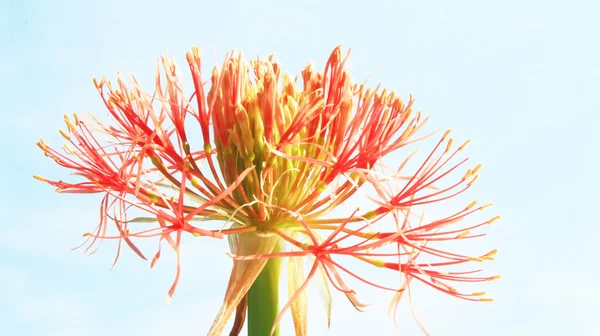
top-left (35, 46), bottom-right (499, 335)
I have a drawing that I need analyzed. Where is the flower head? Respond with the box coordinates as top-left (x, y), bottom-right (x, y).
top-left (36, 46), bottom-right (499, 335)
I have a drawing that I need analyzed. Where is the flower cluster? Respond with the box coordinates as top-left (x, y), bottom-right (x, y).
top-left (35, 46), bottom-right (499, 335)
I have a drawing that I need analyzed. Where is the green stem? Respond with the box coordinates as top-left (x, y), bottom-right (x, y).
top-left (247, 243), bottom-right (282, 336)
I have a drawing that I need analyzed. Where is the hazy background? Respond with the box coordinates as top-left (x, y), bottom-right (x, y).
top-left (1, 0), bottom-right (598, 335)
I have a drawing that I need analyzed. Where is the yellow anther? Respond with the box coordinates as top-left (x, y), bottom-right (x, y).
top-left (462, 168), bottom-right (473, 180)
top-left (147, 192), bottom-right (160, 204)
top-left (479, 297), bottom-right (494, 302)
top-left (63, 143), bottom-right (74, 155)
top-left (471, 292), bottom-right (486, 296)
top-left (93, 76), bottom-right (107, 87)
top-left (349, 172), bottom-right (360, 181)
top-left (181, 142), bottom-right (191, 154)
top-left (484, 249), bottom-right (498, 256)
top-left (389, 91), bottom-right (396, 103)
top-left (468, 256), bottom-right (484, 262)
top-left (488, 216), bottom-right (501, 225)
top-left (458, 139), bottom-right (471, 150)
top-left (442, 129), bottom-right (452, 141)
top-left (445, 138), bottom-right (454, 152)
top-left (366, 231), bottom-right (378, 238)
top-left (191, 177), bottom-right (202, 190)
top-left (59, 129), bottom-right (70, 140)
top-left (64, 114), bottom-right (76, 131)
top-left (150, 155), bottom-right (162, 167)
top-left (73, 113), bottom-right (79, 125)
top-left (33, 174), bottom-right (47, 182)
top-left (472, 163), bottom-right (482, 175)
top-left (456, 230), bottom-right (470, 238)
top-left (466, 200), bottom-right (478, 210)
top-left (468, 174), bottom-right (479, 186)
top-left (67, 121), bottom-right (76, 132)
top-left (83, 232), bottom-right (92, 237)
top-left (380, 88), bottom-right (388, 100)
top-left (488, 275), bottom-right (501, 281)
top-left (317, 182), bottom-right (328, 192)
top-left (480, 203), bottom-right (493, 211)
top-left (364, 210), bottom-right (377, 220)
top-left (372, 259), bottom-right (385, 267)
top-left (481, 256), bottom-right (495, 261)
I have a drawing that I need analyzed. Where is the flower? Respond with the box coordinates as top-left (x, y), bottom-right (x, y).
top-left (35, 46), bottom-right (499, 335)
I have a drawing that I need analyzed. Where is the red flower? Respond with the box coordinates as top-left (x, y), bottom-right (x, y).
top-left (36, 46), bottom-right (499, 335)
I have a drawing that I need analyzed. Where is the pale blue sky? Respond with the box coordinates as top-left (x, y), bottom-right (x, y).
top-left (1, 0), bottom-right (598, 335)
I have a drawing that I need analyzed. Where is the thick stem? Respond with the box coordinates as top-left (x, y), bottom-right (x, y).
top-left (247, 243), bottom-right (282, 336)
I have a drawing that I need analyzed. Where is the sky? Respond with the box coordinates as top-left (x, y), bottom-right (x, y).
top-left (1, 0), bottom-right (598, 335)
